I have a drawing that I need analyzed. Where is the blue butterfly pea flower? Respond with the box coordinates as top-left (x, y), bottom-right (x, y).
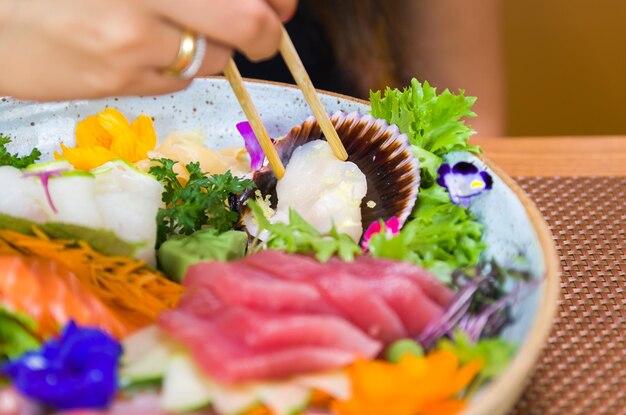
top-left (1, 321), bottom-right (121, 411)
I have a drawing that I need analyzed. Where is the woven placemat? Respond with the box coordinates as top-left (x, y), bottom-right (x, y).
top-left (509, 177), bottom-right (625, 415)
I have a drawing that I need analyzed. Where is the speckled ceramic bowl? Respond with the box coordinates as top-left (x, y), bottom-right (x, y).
top-left (0, 78), bottom-right (560, 415)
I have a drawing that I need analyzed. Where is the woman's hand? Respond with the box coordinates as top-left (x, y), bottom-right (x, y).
top-left (0, 0), bottom-right (297, 101)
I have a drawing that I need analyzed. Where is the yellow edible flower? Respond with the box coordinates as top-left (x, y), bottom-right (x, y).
top-left (55, 108), bottom-right (157, 170)
top-left (331, 351), bottom-right (482, 415)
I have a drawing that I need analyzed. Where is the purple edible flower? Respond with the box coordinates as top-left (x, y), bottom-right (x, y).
top-left (22, 168), bottom-right (69, 213)
top-left (436, 162), bottom-right (493, 208)
top-left (1, 321), bottom-right (121, 411)
top-left (237, 121), bottom-right (266, 171)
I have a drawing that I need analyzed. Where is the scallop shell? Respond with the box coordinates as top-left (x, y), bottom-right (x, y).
top-left (239, 111), bottom-right (420, 233)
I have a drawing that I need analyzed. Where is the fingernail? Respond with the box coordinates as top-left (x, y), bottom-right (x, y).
top-left (282, 10), bottom-right (295, 23)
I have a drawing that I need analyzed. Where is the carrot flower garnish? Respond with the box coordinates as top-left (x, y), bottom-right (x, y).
top-left (331, 351), bottom-right (482, 415)
top-left (55, 108), bottom-right (157, 170)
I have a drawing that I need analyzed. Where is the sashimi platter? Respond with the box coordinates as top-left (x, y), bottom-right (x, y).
top-left (0, 79), bottom-right (559, 415)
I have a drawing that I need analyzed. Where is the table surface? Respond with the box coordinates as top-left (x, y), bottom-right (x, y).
top-left (472, 136), bottom-right (626, 176)
top-left (471, 136), bottom-right (625, 415)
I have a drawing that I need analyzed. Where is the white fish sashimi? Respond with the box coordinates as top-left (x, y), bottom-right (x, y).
top-left (0, 166), bottom-right (51, 222)
top-left (274, 140), bottom-right (367, 242)
top-left (93, 160), bottom-right (164, 265)
top-left (47, 172), bottom-right (103, 227)
top-left (93, 160), bottom-right (164, 264)
top-left (0, 159), bottom-right (163, 265)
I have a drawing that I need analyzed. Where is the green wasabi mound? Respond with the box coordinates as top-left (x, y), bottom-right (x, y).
top-left (158, 229), bottom-right (248, 282)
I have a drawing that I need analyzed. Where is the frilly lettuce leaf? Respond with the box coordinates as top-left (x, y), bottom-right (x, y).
top-left (368, 79), bottom-right (486, 280)
top-left (370, 78), bottom-right (480, 185)
top-left (247, 200), bottom-right (361, 262)
top-left (368, 185), bottom-right (485, 282)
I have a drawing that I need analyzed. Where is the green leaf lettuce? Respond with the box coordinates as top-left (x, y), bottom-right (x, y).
top-left (370, 78), bottom-right (480, 184)
top-left (247, 200), bottom-right (361, 262)
top-left (437, 330), bottom-right (516, 385)
top-left (368, 184), bottom-right (485, 282)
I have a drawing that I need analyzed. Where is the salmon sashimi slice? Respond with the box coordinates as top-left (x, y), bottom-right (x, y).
top-left (0, 255), bottom-right (139, 338)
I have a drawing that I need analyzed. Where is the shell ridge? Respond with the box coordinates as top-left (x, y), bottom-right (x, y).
top-left (241, 111), bottom-right (421, 237)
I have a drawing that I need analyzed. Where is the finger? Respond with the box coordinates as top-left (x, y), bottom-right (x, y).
top-left (141, 19), bottom-right (185, 69)
top-left (144, 21), bottom-right (233, 76)
top-left (148, 0), bottom-right (282, 61)
top-left (120, 70), bottom-right (193, 97)
top-left (265, 0), bottom-right (298, 21)
top-left (195, 42), bottom-right (233, 77)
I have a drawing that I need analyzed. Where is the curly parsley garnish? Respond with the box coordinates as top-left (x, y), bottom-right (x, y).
top-left (149, 158), bottom-right (254, 247)
top-left (0, 135), bottom-right (41, 168)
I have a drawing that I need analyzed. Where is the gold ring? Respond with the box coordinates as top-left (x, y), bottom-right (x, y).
top-left (163, 29), bottom-right (201, 78)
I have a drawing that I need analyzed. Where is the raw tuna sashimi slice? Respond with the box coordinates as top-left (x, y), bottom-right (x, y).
top-left (345, 256), bottom-right (455, 307)
top-left (243, 251), bottom-right (407, 343)
top-left (177, 297), bottom-right (380, 356)
top-left (203, 345), bottom-right (358, 384)
top-left (208, 306), bottom-right (381, 356)
top-left (336, 268), bottom-right (443, 335)
top-left (159, 310), bottom-right (364, 383)
top-left (0, 256), bottom-right (137, 338)
top-left (177, 286), bottom-right (225, 317)
top-left (185, 262), bottom-right (339, 315)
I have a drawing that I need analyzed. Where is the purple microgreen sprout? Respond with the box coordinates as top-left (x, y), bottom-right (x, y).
top-left (418, 263), bottom-right (537, 350)
top-left (236, 121), bottom-right (266, 171)
top-left (22, 168), bottom-right (69, 213)
top-left (0, 321), bottom-right (122, 411)
top-left (418, 276), bottom-right (484, 349)
top-left (436, 162), bottom-right (493, 208)
top-left (361, 216), bottom-right (400, 252)
top-left (456, 281), bottom-right (538, 342)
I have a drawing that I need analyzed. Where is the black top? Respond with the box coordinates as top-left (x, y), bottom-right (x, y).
top-left (234, 2), bottom-right (356, 96)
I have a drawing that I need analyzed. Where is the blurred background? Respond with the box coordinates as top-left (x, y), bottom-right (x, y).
top-left (238, 0), bottom-right (626, 138)
top-left (504, 0), bottom-right (626, 137)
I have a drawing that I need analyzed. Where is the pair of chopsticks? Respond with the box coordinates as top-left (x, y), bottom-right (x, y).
top-left (224, 27), bottom-right (348, 179)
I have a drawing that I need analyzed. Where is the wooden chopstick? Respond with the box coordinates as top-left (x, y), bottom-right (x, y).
top-left (279, 27), bottom-right (348, 161)
top-left (223, 58), bottom-right (286, 179)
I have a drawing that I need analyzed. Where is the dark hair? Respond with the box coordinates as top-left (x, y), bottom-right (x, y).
top-left (303, 0), bottom-right (409, 97)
